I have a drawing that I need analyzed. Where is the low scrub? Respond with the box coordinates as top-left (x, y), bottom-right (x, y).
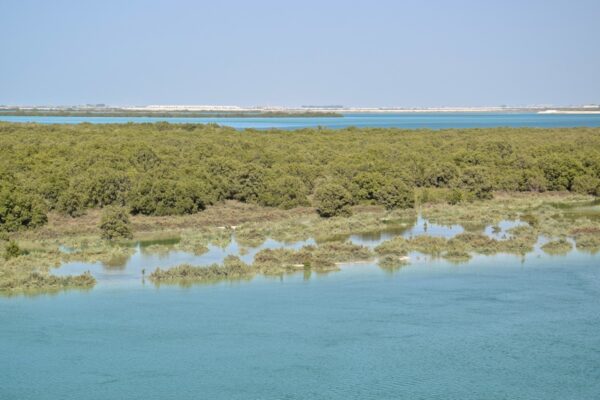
top-left (0, 271), bottom-right (95, 294)
top-left (150, 255), bottom-right (252, 283)
top-left (541, 239), bottom-right (573, 255)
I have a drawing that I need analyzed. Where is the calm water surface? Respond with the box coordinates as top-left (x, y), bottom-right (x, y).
top-left (2, 220), bottom-right (600, 399)
top-left (2, 112), bottom-right (600, 129)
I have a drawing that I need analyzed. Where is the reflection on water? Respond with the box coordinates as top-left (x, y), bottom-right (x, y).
top-left (136, 236), bottom-right (182, 248)
top-left (484, 220), bottom-right (525, 240)
top-left (553, 200), bottom-right (600, 221)
top-left (55, 237), bottom-right (315, 286)
top-left (350, 215), bottom-right (463, 246)
top-left (549, 198), bottom-right (600, 210)
top-left (52, 216), bottom-right (573, 287)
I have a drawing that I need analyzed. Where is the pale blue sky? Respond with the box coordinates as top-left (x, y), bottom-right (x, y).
top-left (1, 0), bottom-right (599, 107)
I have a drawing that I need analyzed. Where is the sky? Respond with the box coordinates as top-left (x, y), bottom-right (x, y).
top-left (1, 0), bottom-right (599, 107)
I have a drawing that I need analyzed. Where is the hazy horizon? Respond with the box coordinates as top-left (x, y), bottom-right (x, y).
top-left (2, 0), bottom-right (599, 107)
top-left (2, 103), bottom-right (598, 109)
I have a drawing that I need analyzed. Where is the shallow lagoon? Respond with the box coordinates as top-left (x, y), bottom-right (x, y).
top-left (52, 216), bottom-right (519, 287)
top-left (2, 217), bottom-right (599, 399)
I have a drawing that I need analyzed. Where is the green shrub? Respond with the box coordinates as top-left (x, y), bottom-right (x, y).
top-left (130, 147), bottom-right (161, 172)
top-left (351, 172), bottom-right (386, 201)
top-left (259, 176), bottom-right (310, 209)
top-left (79, 169), bottom-right (131, 207)
top-left (4, 240), bottom-right (22, 260)
top-left (129, 179), bottom-right (206, 216)
top-left (520, 169), bottom-right (548, 192)
top-left (425, 162), bottom-right (459, 188)
top-left (375, 180), bottom-right (415, 210)
top-left (571, 175), bottom-right (600, 196)
top-left (314, 183), bottom-right (353, 218)
top-left (539, 155), bottom-right (584, 191)
top-left (0, 188), bottom-right (47, 232)
top-left (99, 207), bottom-right (133, 240)
top-left (230, 164), bottom-right (267, 203)
top-left (458, 167), bottom-right (493, 200)
top-left (57, 188), bottom-right (86, 217)
top-left (448, 188), bottom-right (465, 205)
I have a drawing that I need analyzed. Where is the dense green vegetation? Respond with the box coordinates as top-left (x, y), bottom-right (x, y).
top-left (1, 123), bottom-right (599, 233)
top-left (99, 207), bottom-right (133, 240)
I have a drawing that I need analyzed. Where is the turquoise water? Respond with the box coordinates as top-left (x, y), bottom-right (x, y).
top-left (2, 217), bottom-right (600, 399)
top-left (2, 112), bottom-right (600, 129)
top-left (2, 251), bottom-right (600, 399)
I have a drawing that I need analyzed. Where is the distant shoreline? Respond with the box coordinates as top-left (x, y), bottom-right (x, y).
top-left (537, 110), bottom-right (600, 115)
top-left (0, 109), bottom-right (342, 118)
top-left (1, 105), bottom-right (599, 116)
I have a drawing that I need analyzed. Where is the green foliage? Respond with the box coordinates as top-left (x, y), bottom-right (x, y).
top-left (130, 146), bottom-right (161, 172)
top-left (57, 187), bottom-right (86, 217)
top-left (425, 162), bottom-right (459, 187)
top-left (150, 255), bottom-right (252, 283)
top-left (539, 155), bottom-right (584, 191)
top-left (520, 169), bottom-right (548, 192)
top-left (259, 176), bottom-right (310, 209)
top-left (314, 183), bottom-right (352, 218)
top-left (4, 240), bottom-right (22, 260)
top-left (99, 207), bottom-right (133, 240)
top-left (0, 271), bottom-right (95, 293)
top-left (448, 189), bottom-right (465, 205)
top-left (457, 166), bottom-right (493, 200)
top-left (79, 169), bottom-right (131, 207)
top-left (374, 180), bottom-right (415, 210)
top-left (351, 172), bottom-right (386, 201)
top-left (129, 178), bottom-right (206, 216)
top-left (230, 164), bottom-right (267, 203)
top-left (37, 174), bottom-right (69, 209)
top-left (0, 188), bottom-right (47, 232)
top-left (571, 175), bottom-right (600, 196)
top-left (1, 123), bottom-right (599, 231)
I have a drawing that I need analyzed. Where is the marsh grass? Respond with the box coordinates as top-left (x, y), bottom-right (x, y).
top-left (374, 225), bottom-right (538, 261)
top-left (377, 254), bottom-right (410, 271)
top-left (150, 241), bottom-right (374, 285)
top-left (574, 231), bottom-right (600, 254)
top-left (150, 255), bottom-right (252, 284)
top-left (0, 246), bottom-right (95, 294)
top-left (3, 192), bottom-right (599, 292)
top-left (541, 239), bottom-right (573, 255)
